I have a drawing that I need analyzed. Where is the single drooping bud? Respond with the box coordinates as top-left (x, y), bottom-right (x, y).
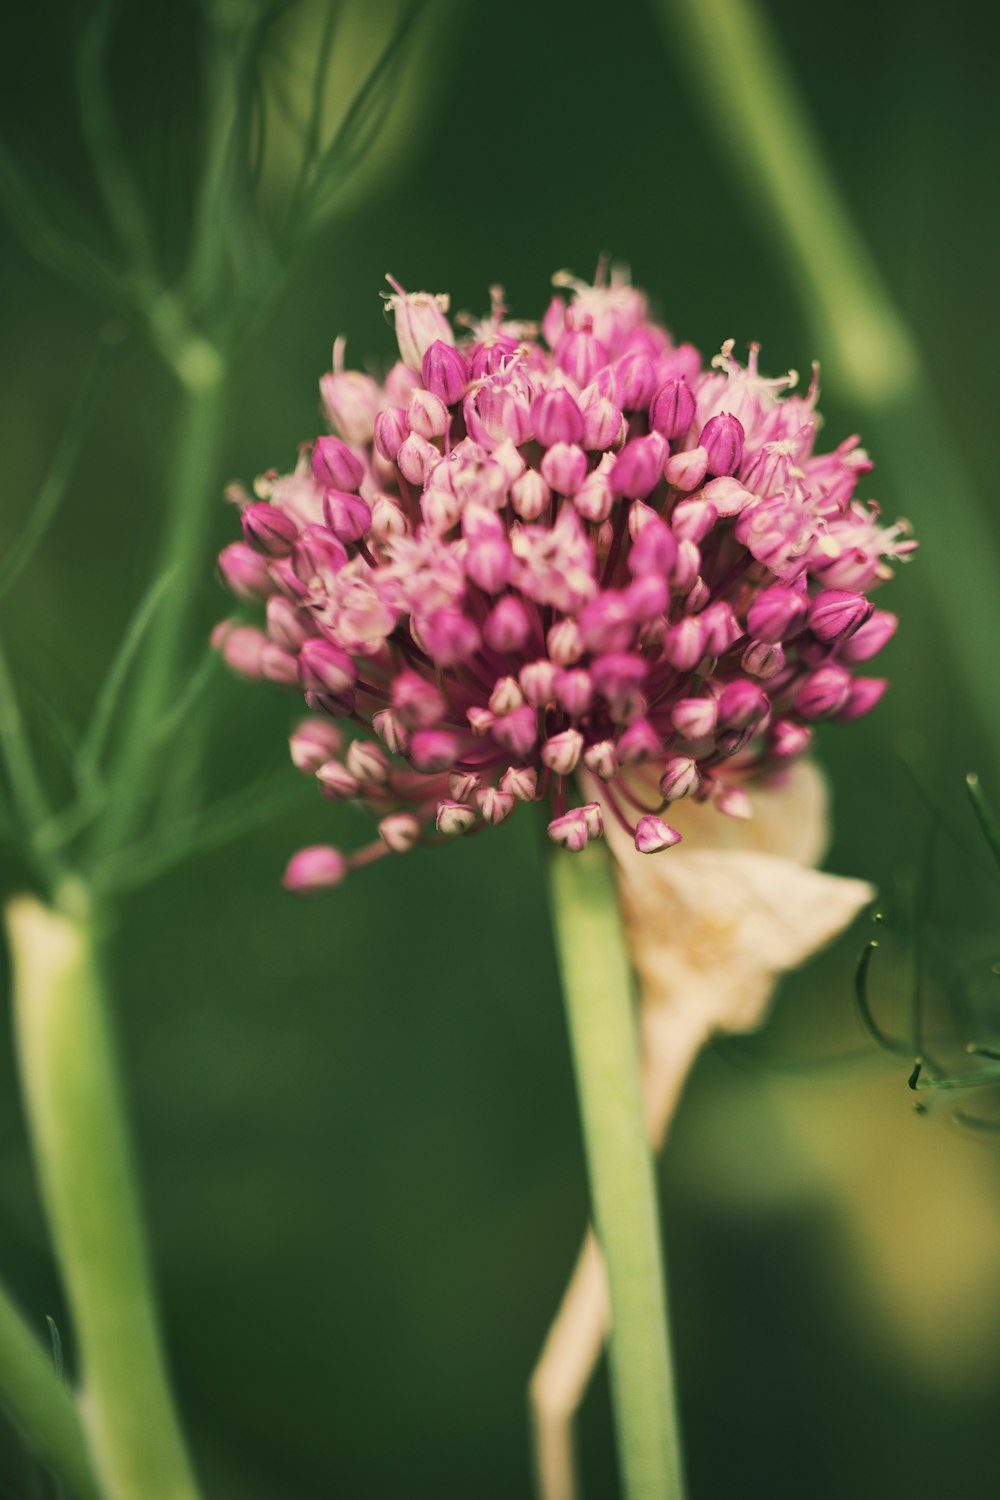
top-left (421, 340), bottom-right (468, 405)
top-left (664, 446), bottom-right (708, 491)
top-left (282, 845), bottom-right (347, 893)
top-left (407, 388), bottom-right (450, 440)
top-left (634, 815), bottom-right (682, 853)
top-left (345, 739), bottom-right (390, 784)
top-left (316, 759), bottom-right (359, 799)
top-left (476, 785), bottom-right (516, 825)
top-left (583, 740), bottom-right (617, 780)
top-left (499, 765), bottom-right (538, 801)
top-left (547, 807), bottom-right (592, 852)
top-left (741, 640), bottom-right (786, 679)
top-left (582, 397), bottom-right (624, 451)
top-left (649, 378), bottom-right (696, 439)
top-left (322, 491), bottom-right (372, 544)
top-left (242, 503), bottom-right (298, 558)
top-left (311, 435), bottom-right (365, 491)
top-left (320, 366), bottom-right (380, 446)
top-left (700, 412), bottom-right (745, 477)
top-left (532, 388), bottom-right (585, 447)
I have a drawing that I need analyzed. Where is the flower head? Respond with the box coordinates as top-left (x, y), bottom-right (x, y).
top-left (215, 268), bottom-right (913, 888)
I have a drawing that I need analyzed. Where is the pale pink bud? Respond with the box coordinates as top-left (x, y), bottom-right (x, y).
top-left (467, 706), bottom-right (494, 736)
top-left (795, 665), bottom-right (853, 720)
top-left (519, 659), bottom-right (558, 706)
top-left (379, 813), bottom-right (422, 853)
top-left (242, 502), bottom-right (298, 558)
top-left (265, 595), bottom-right (312, 651)
top-left (298, 638), bottom-right (356, 695)
top-left (627, 574), bottom-right (668, 623)
top-left (547, 618), bottom-right (584, 666)
top-left (634, 816), bottom-right (681, 853)
top-left (346, 739), bottom-right (390, 784)
top-left (492, 439), bottom-right (526, 486)
top-left (311, 435), bottom-right (364, 491)
top-left (556, 329), bottom-right (609, 387)
top-left (532, 388), bottom-right (585, 446)
top-left (374, 406), bottom-right (409, 462)
top-left (671, 696), bottom-right (717, 740)
top-left (321, 368), bottom-right (380, 446)
top-left (717, 680), bottom-right (769, 730)
top-left (716, 784), bottom-right (752, 820)
top-left (466, 536), bottom-right (513, 592)
top-left (499, 764), bottom-right (538, 801)
top-left (746, 584), bottom-right (808, 643)
top-left (396, 433), bottom-right (440, 486)
top-left (583, 740), bottom-right (617, 780)
top-left (510, 469), bottom-right (551, 521)
top-left (628, 500), bottom-right (659, 538)
top-left (484, 595), bottom-right (531, 652)
top-left (541, 442), bottom-right (588, 495)
top-left (610, 433), bottom-right (668, 498)
top-left (387, 283), bottom-right (454, 370)
top-left (488, 676), bottom-right (524, 716)
top-left (418, 608), bottom-right (480, 665)
top-left (492, 704), bottom-right (538, 756)
top-left (449, 770), bottom-right (481, 802)
top-left (384, 361), bottom-right (421, 406)
top-left (662, 616), bottom-right (707, 671)
top-left (547, 808), bottom-right (590, 852)
top-left (701, 600), bottom-right (743, 655)
top-left (408, 388), bottom-right (450, 440)
top-left (809, 589), bottom-right (873, 642)
top-left (261, 641), bottom-right (300, 685)
top-left (322, 490), bottom-right (372, 543)
top-left (555, 668), bottom-right (593, 716)
top-left (671, 498), bottom-right (717, 544)
top-left (616, 718), bottom-right (662, 764)
top-left (580, 802), bottom-right (604, 839)
top-left (574, 470), bottom-right (614, 523)
top-left (659, 755), bottom-right (700, 800)
top-left (295, 524), bottom-right (348, 584)
top-left (421, 340), bottom-right (468, 405)
top-left (702, 476), bottom-right (752, 516)
top-left (628, 517), bottom-right (678, 578)
top-left (283, 845), bottom-right (347, 893)
top-left (541, 727), bottom-right (584, 776)
top-left (649, 378), bottom-right (696, 439)
top-left (214, 622), bottom-right (266, 678)
top-left (770, 719), bottom-right (812, 759)
top-left (290, 718), bottom-right (343, 773)
top-left (685, 577), bottom-right (711, 613)
top-left (436, 800), bottom-right (476, 836)
top-left (700, 413), bottom-right (745, 477)
top-left (369, 495), bottom-right (408, 542)
top-left (476, 785), bottom-right (515, 825)
top-left (218, 542), bottom-right (272, 601)
top-left (410, 729), bottom-right (460, 772)
top-left (664, 447), bottom-right (708, 491)
top-left (616, 353), bottom-right (658, 410)
top-left (591, 652), bottom-right (646, 713)
top-left (583, 397), bottom-right (625, 451)
top-left (836, 676), bottom-right (888, 722)
top-left (742, 640), bottom-right (786, 678)
top-left (392, 670), bottom-right (445, 728)
top-left (316, 760), bottom-right (359, 799)
top-left (420, 485), bottom-right (461, 536)
top-left (372, 708), bottom-right (408, 755)
top-left (838, 609), bottom-right (898, 663)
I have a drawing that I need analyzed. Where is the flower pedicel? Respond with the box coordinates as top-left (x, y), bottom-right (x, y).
top-left (214, 268), bottom-right (915, 886)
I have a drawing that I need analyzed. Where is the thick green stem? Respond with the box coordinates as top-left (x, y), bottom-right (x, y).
top-left (0, 1279), bottom-right (101, 1500)
top-left (5, 884), bottom-right (203, 1500)
top-left (93, 367), bottom-right (226, 860)
top-left (547, 845), bottom-right (685, 1500)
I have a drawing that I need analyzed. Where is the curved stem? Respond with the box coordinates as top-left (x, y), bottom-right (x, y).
top-left (546, 845), bottom-right (685, 1500)
top-left (5, 884), bottom-right (203, 1500)
top-left (0, 1279), bottom-right (101, 1500)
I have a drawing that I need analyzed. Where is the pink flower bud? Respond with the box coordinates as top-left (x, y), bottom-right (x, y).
top-left (702, 476), bottom-right (752, 517)
top-left (421, 340), bottom-right (468, 405)
top-left (417, 608), bottom-right (480, 665)
top-left (836, 676), bottom-right (888, 722)
top-left (659, 755), bottom-right (700, 800)
top-left (579, 591), bottom-right (635, 654)
top-left (492, 703), bottom-right (538, 757)
top-left (741, 640), bottom-right (786, 678)
top-left (304, 688), bottom-right (355, 719)
top-left (591, 652), bottom-right (647, 715)
top-left (582, 397), bottom-right (624, 451)
top-left (410, 729), bottom-right (460, 772)
top-left (547, 808), bottom-right (591, 852)
top-left (746, 584), bottom-right (808, 643)
top-left (671, 696), bottom-right (717, 740)
top-left (298, 638), bottom-right (356, 695)
top-left (213, 621), bottom-right (268, 678)
top-left (628, 517), bottom-right (678, 579)
top-left (541, 442), bottom-right (588, 495)
top-left (407, 388), bottom-right (450, 440)
top-left (795, 665), bottom-right (852, 720)
top-left (616, 718), bottom-right (662, 764)
top-left (420, 485), bottom-right (461, 536)
top-left (370, 495), bottom-right (408, 542)
top-left (476, 786), bottom-right (516, 825)
top-left (321, 368), bottom-right (380, 446)
top-left (311, 435), bottom-right (364, 491)
top-left (260, 643), bottom-right (300, 684)
top-left (322, 490), bottom-right (372, 543)
top-left (532, 388), bottom-right (585, 447)
top-left (268, 559), bottom-right (311, 603)
top-left (717, 680), bottom-right (769, 731)
top-left (484, 595), bottom-right (531, 652)
top-left (634, 816), bottom-right (682, 853)
top-left (374, 406), bottom-right (409, 462)
top-left (396, 433), bottom-right (440, 486)
top-left (672, 539), bottom-right (701, 592)
top-left (664, 446), bottom-right (708, 491)
top-left (541, 727), bottom-right (584, 776)
top-left (466, 536), bottom-right (514, 592)
top-left (510, 469), bottom-right (551, 521)
top-left (436, 799), bottom-right (476, 836)
top-left (649, 378), bottom-right (696, 439)
top-left (700, 413), bottom-right (745, 477)
top-left (346, 739), bottom-right (390, 784)
top-left (808, 589), bottom-right (873, 642)
top-left (499, 765), bottom-right (538, 801)
top-left (547, 618), bottom-right (584, 666)
top-left (519, 659), bottom-right (558, 706)
top-left (580, 802), bottom-right (604, 839)
top-left (701, 600), bottom-right (743, 655)
top-left (662, 616), bottom-right (707, 671)
top-left (671, 498), bottom-right (717, 544)
top-left (372, 708), bottom-right (408, 755)
top-left (386, 282), bottom-right (454, 370)
top-left (289, 717), bottom-right (344, 773)
top-left (838, 609), bottom-right (898, 663)
top-left (378, 813), bottom-right (422, 853)
top-left (316, 759), bottom-right (359, 799)
top-left (555, 668), bottom-right (593, 717)
top-left (282, 845), bottom-right (347, 893)
top-left (716, 785), bottom-right (752, 820)
top-left (610, 433), bottom-right (668, 498)
top-left (574, 470), bottom-right (614, 523)
top-left (242, 502), bottom-right (298, 558)
top-left (488, 676), bottom-right (524, 716)
top-left (555, 329), bottom-right (610, 387)
top-left (294, 524), bottom-right (348, 584)
top-left (266, 595), bottom-right (313, 651)
top-left (583, 740), bottom-right (617, 780)
top-left (615, 353), bottom-right (657, 410)
top-left (770, 719), bottom-right (812, 759)
top-left (467, 706), bottom-right (494, 735)
top-left (218, 542), bottom-right (273, 601)
top-left (392, 670), bottom-right (446, 728)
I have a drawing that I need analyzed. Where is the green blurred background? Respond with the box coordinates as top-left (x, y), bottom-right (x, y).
top-left (2, 1), bottom-right (1000, 1496)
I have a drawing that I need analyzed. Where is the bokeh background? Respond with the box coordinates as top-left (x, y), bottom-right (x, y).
top-left (2, 1), bottom-right (1000, 1496)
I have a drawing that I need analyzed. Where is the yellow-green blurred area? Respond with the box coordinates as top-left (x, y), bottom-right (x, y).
top-left (2, 1), bottom-right (1000, 1496)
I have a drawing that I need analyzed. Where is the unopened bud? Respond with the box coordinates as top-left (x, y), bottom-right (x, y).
top-left (421, 340), bottom-right (468, 405)
top-left (634, 815), bottom-right (682, 853)
top-left (283, 845), bottom-right (347, 893)
top-left (436, 800), bottom-right (476, 836)
top-left (700, 413), bottom-right (745, 477)
top-left (378, 813), bottom-right (422, 853)
top-left (242, 502), bottom-right (298, 558)
top-left (311, 435), bottom-right (364, 491)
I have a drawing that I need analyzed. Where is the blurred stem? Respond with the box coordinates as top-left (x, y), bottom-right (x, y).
top-left (92, 369), bottom-right (226, 860)
top-left (0, 1281), bottom-right (101, 1500)
top-left (547, 846), bottom-right (684, 1500)
top-left (660, 0), bottom-right (1000, 764)
top-left (5, 884), bottom-right (203, 1500)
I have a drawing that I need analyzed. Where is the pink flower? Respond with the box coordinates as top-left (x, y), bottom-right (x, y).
top-left (215, 267), bottom-right (914, 886)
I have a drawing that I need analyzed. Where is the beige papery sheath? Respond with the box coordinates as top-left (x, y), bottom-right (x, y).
top-left (529, 762), bottom-right (875, 1500)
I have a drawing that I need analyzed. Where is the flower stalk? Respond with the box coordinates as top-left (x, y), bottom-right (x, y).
top-left (5, 883), bottom-right (203, 1500)
top-left (546, 843), bottom-right (685, 1500)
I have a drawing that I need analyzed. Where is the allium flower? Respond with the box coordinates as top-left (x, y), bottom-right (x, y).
top-left (215, 267), bottom-right (915, 889)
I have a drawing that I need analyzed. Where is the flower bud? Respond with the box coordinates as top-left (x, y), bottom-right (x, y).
top-left (305, 688), bottom-right (355, 718)
top-left (282, 845), bottom-right (347, 893)
top-left (448, 771), bottom-right (481, 803)
top-left (541, 442), bottom-right (589, 496)
top-left (770, 719), bottom-right (812, 759)
top-left (484, 595), bottom-right (532, 652)
top-left (583, 740), bottom-right (617, 780)
top-left (322, 490), bottom-right (372, 543)
top-left (392, 670), bottom-right (445, 727)
top-left (488, 676), bottom-right (524, 716)
top-left (242, 502), bottom-right (298, 558)
top-left (410, 729), bottom-right (460, 772)
top-left (499, 765), bottom-right (538, 801)
top-left (662, 616), bottom-right (707, 671)
top-left (492, 704), bottom-right (538, 756)
top-left (671, 697), bottom-right (717, 741)
top-left (407, 388), bottom-right (450, 440)
top-left (373, 406), bottom-right (409, 462)
top-left (519, 659), bottom-right (558, 706)
top-left (541, 728), bottom-right (584, 776)
top-left (346, 739), bottom-right (390, 784)
top-left (510, 469), bottom-right (551, 521)
top-left (634, 816), bottom-right (681, 853)
top-left (700, 413), bottom-right (745, 477)
top-left (378, 813), bottom-right (422, 853)
top-left (547, 618), bottom-right (584, 665)
top-left (396, 433), bottom-right (440, 487)
top-left (741, 640), bottom-right (786, 679)
top-left (615, 353), bottom-right (657, 410)
top-left (555, 329), bottom-right (610, 387)
top-left (715, 785), bottom-right (752, 820)
top-left (311, 435), bottom-right (364, 491)
top-left (838, 609), bottom-right (898, 664)
top-left (649, 378), bottom-right (696, 439)
top-left (266, 594), bottom-right (313, 651)
top-left (436, 800), bottom-right (476, 836)
top-left (808, 589), bottom-right (873, 643)
top-left (547, 808), bottom-right (591, 852)
top-left (476, 785), bottom-right (516, 825)
top-left (372, 708), bottom-right (408, 755)
top-left (320, 367), bottom-right (380, 446)
top-left (466, 536), bottom-right (514, 592)
top-left (298, 638), bottom-right (356, 695)
top-left (701, 600), bottom-right (742, 655)
top-left (664, 446), bottom-right (708, 491)
top-left (555, 668), bottom-right (593, 717)
top-left (836, 676), bottom-right (888, 722)
top-left (260, 642), bottom-right (300, 685)
top-left (212, 621), bottom-right (267, 678)
top-left (386, 282), bottom-right (454, 370)
top-left (746, 584), bottom-right (808, 643)
top-left (582, 397), bottom-right (624, 451)
top-left (610, 433), bottom-right (668, 498)
top-left (315, 759), bottom-right (359, 799)
top-left (670, 498), bottom-right (717, 544)
top-left (702, 476), bottom-right (752, 517)
top-left (531, 388), bottom-right (585, 447)
top-left (616, 718), bottom-right (662, 764)
top-left (717, 680), bottom-right (769, 731)
top-left (289, 718), bottom-right (344, 773)
top-left (659, 755), bottom-right (700, 800)
top-left (218, 542), bottom-right (273, 601)
top-left (574, 469), bottom-right (614, 523)
top-left (417, 608), bottom-right (480, 666)
top-left (795, 665), bottom-right (852, 720)
top-left (421, 340), bottom-right (468, 405)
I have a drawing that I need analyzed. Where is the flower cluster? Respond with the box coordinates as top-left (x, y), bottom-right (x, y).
top-left (214, 268), bottom-right (914, 891)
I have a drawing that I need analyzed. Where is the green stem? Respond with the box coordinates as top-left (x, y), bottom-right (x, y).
top-left (0, 1279), bottom-right (101, 1500)
top-left (5, 884), bottom-right (203, 1500)
top-left (547, 845), bottom-right (685, 1500)
top-left (93, 368), bottom-right (226, 860)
